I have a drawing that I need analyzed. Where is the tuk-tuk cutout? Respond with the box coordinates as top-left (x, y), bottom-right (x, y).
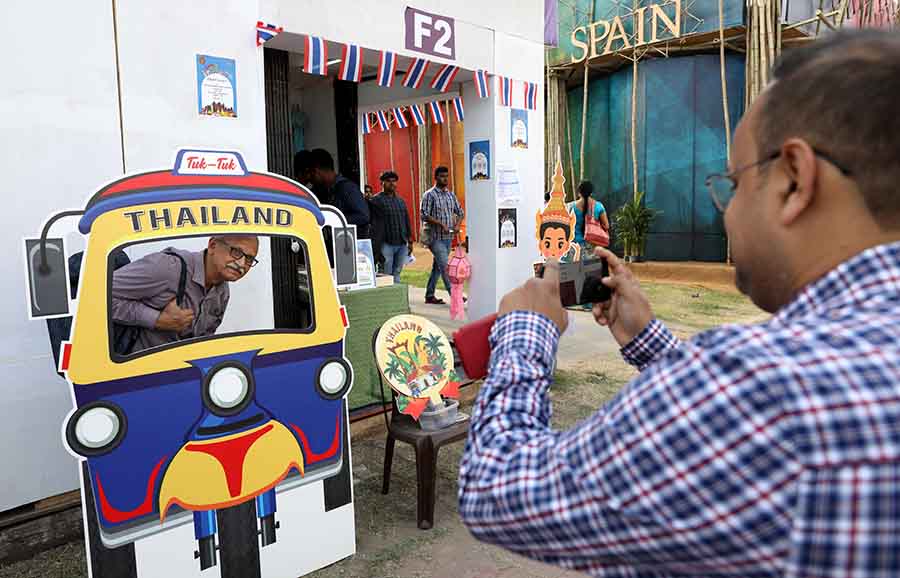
top-left (25, 149), bottom-right (357, 574)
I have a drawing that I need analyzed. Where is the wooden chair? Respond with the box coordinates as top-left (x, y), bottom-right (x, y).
top-left (372, 329), bottom-right (470, 530)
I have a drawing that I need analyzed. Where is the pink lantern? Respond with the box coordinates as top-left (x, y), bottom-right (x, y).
top-left (447, 246), bottom-right (471, 320)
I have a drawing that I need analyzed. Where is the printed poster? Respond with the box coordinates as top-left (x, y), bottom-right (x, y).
top-left (197, 54), bottom-right (237, 118)
top-left (468, 140), bottom-right (490, 181)
top-left (496, 161), bottom-right (521, 206)
top-left (498, 208), bottom-right (517, 248)
top-left (352, 239), bottom-right (377, 290)
top-left (510, 109), bottom-right (528, 149)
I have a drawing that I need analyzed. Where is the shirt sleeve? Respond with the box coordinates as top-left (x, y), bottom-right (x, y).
top-left (110, 253), bottom-right (181, 329)
top-left (458, 311), bottom-right (794, 575)
top-left (620, 318), bottom-right (680, 370)
top-left (420, 190), bottom-right (433, 221)
top-left (595, 201), bottom-right (606, 216)
top-left (402, 199), bottom-right (412, 241)
top-left (336, 180), bottom-right (370, 226)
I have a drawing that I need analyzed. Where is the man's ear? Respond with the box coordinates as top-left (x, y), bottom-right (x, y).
top-left (777, 138), bottom-right (818, 226)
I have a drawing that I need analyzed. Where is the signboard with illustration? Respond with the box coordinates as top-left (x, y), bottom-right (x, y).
top-left (536, 154), bottom-right (579, 262)
top-left (23, 149), bottom-right (357, 578)
top-left (510, 109), bottom-right (528, 149)
top-left (468, 140), bottom-right (490, 180)
top-left (374, 315), bottom-right (461, 419)
top-left (197, 54), bottom-right (237, 118)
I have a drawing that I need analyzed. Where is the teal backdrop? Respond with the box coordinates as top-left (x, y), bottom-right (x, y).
top-left (567, 53), bottom-right (744, 261)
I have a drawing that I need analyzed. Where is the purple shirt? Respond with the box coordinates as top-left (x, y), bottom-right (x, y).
top-left (110, 248), bottom-right (229, 352)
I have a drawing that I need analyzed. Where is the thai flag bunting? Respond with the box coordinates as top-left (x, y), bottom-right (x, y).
top-left (402, 58), bottom-right (430, 89)
top-left (498, 76), bottom-right (512, 107)
top-left (376, 110), bottom-right (390, 132)
top-left (474, 70), bottom-right (491, 98)
top-left (393, 107), bottom-right (408, 129)
top-left (428, 100), bottom-right (445, 124)
top-left (304, 35), bottom-right (328, 76)
top-left (339, 44), bottom-right (363, 82)
top-left (256, 21), bottom-right (283, 47)
top-left (409, 104), bottom-right (426, 126)
top-left (430, 64), bottom-right (459, 92)
top-left (452, 97), bottom-right (464, 122)
top-left (524, 81), bottom-right (538, 110)
top-left (378, 51), bottom-right (397, 87)
top-left (361, 113), bottom-right (373, 135)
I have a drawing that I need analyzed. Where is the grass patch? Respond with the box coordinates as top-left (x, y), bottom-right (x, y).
top-left (399, 269), bottom-right (430, 289)
top-left (641, 281), bottom-right (766, 331)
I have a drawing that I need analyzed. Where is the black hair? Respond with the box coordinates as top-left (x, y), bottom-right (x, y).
top-left (380, 171), bottom-right (399, 181)
top-left (434, 166), bottom-right (449, 178)
top-left (309, 148), bottom-right (335, 171)
top-left (544, 192), bottom-right (551, 203)
top-left (577, 181), bottom-right (594, 201)
top-left (540, 222), bottom-right (570, 238)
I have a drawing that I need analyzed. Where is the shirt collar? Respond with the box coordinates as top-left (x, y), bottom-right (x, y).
top-left (776, 240), bottom-right (900, 323)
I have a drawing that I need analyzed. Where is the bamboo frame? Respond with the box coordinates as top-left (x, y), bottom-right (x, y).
top-left (579, 1), bottom-right (594, 181)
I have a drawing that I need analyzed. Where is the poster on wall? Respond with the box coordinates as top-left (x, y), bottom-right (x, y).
top-left (510, 109), bottom-right (528, 149)
top-left (498, 208), bottom-right (517, 248)
top-left (468, 140), bottom-right (490, 181)
top-left (197, 54), bottom-right (237, 118)
top-left (496, 161), bottom-right (521, 206)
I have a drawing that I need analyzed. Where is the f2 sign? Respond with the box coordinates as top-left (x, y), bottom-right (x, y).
top-left (405, 6), bottom-right (455, 59)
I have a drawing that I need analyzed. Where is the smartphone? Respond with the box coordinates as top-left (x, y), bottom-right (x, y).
top-left (533, 258), bottom-right (612, 307)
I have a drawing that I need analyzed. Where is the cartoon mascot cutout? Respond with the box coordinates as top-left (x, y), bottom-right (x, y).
top-left (24, 149), bottom-right (356, 578)
top-left (536, 154), bottom-right (579, 263)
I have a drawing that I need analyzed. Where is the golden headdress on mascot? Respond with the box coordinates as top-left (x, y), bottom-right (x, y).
top-left (536, 149), bottom-right (579, 261)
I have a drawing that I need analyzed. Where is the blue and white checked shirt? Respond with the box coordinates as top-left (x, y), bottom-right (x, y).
top-left (459, 242), bottom-right (900, 577)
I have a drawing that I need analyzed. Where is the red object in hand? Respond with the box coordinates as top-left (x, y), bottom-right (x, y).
top-left (452, 313), bottom-right (498, 381)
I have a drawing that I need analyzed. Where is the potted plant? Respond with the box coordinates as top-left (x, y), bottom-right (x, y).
top-left (613, 191), bottom-right (659, 262)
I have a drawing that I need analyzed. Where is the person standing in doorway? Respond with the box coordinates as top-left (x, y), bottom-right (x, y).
top-left (369, 171), bottom-right (413, 283)
top-left (421, 166), bottom-right (464, 305)
top-left (308, 148), bottom-right (370, 238)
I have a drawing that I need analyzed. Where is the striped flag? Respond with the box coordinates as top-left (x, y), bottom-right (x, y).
top-left (393, 107), bottom-right (409, 129)
top-left (451, 97), bottom-right (464, 122)
top-left (430, 64), bottom-right (459, 92)
top-left (376, 110), bottom-right (390, 132)
top-left (428, 100), bottom-right (445, 124)
top-left (409, 104), bottom-right (426, 126)
top-left (256, 21), bottom-right (283, 47)
top-left (402, 58), bottom-right (429, 89)
top-left (304, 35), bottom-right (328, 75)
top-left (498, 76), bottom-right (512, 107)
top-left (474, 70), bottom-right (490, 98)
top-left (378, 51), bottom-right (397, 87)
top-left (524, 81), bottom-right (538, 110)
top-left (339, 44), bottom-right (362, 82)
top-left (361, 113), bottom-right (373, 135)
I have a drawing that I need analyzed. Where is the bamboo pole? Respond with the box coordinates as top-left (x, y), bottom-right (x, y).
top-left (579, 2), bottom-right (594, 181)
top-left (631, 55), bottom-right (639, 201)
top-left (718, 0), bottom-right (732, 263)
top-left (564, 82), bottom-right (577, 196)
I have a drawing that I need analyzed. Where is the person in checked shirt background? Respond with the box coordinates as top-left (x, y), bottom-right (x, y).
top-left (459, 30), bottom-right (900, 577)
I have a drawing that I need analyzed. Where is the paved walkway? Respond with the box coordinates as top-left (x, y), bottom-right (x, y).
top-left (408, 286), bottom-right (621, 368)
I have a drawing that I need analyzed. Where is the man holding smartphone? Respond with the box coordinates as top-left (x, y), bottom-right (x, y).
top-left (460, 31), bottom-right (900, 576)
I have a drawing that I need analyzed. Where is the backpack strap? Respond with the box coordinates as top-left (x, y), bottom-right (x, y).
top-left (162, 250), bottom-right (188, 307)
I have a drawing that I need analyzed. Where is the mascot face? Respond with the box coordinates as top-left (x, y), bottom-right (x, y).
top-left (539, 225), bottom-right (571, 260)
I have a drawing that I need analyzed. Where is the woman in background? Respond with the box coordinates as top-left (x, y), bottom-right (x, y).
top-left (570, 181), bottom-right (609, 255)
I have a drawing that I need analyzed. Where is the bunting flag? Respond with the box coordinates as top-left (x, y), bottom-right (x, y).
top-left (402, 58), bottom-right (430, 89)
top-left (393, 107), bottom-right (409, 129)
top-left (376, 109), bottom-right (390, 131)
top-left (524, 81), bottom-right (538, 110)
top-left (452, 97), bottom-right (464, 122)
top-left (256, 21), bottom-right (283, 47)
top-left (361, 112), bottom-right (373, 135)
top-left (430, 64), bottom-right (459, 92)
top-left (474, 69), bottom-right (491, 98)
top-left (409, 103), bottom-right (426, 126)
top-left (428, 100), bottom-right (445, 124)
top-left (339, 44), bottom-right (363, 82)
top-left (498, 76), bottom-right (512, 106)
top-left (304, 35), bottom-right (328, 75)
top-left (378, 51), bottom-right (397, 87)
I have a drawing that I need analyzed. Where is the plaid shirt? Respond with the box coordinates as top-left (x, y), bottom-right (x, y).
top-left (421, 186), bottom-right (463, 241)
top-left (459, 242), bottom-right (900, 577)
top-left (370, 192), bottom-right (411, 245)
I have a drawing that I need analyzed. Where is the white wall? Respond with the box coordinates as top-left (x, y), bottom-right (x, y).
top-left (0, 2), bottom-right (124, 510)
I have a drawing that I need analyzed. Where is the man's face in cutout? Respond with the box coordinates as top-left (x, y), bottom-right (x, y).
top-left (539, 226), bottom-right (569, 260)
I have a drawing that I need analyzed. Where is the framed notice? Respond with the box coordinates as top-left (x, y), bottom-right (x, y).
top-left (197, 54), bottom-right (237, 118)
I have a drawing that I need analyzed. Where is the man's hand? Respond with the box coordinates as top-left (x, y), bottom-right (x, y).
top-left (591, 248), bottom-right (653, 347)
top-left (498, 258), bottom-right (568, 332)
top-left (155, 299), bottom-right (194, 334)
